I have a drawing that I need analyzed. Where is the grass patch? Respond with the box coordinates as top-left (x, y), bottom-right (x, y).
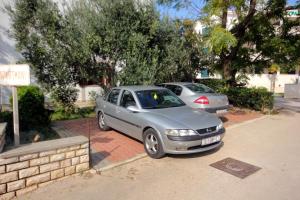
top-left (51, 106), bottom-right (96, 121)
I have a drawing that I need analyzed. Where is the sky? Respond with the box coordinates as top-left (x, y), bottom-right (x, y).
top-left (157, 0), bottom-right (299, 19)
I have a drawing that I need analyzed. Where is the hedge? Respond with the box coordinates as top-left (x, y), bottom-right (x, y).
top-left (225, 87), bottom-right (274, 111)
top-left (9, 86), bottom-right (51, 131)
top-left (196, 79), bottom-right (227, 93)
top-left (196, 79), bottom-right (274, 111)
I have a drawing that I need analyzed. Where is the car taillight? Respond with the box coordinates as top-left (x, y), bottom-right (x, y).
top-left (194, 96), bottom-right (209, 104)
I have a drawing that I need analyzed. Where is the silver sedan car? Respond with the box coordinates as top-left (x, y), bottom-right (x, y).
top-left (95, 86), bottom-right (225, 158)
top-left (158, 82), bottom-right (229, 114)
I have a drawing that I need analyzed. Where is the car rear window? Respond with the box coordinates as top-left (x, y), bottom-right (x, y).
top-left (184, 83), bottom-right (215, 93)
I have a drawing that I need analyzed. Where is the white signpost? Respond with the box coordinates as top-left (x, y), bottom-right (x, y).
top-left (0, 64), bottom-right (30, 145)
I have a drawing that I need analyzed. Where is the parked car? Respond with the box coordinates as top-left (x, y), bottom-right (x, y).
top-left (157, 82), bottom-right (229, 114)
top-left (95, 86), bottom-right (225, 158)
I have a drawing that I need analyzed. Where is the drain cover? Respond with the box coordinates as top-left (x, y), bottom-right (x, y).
top-left (210, 157), bottom-right (261, 179)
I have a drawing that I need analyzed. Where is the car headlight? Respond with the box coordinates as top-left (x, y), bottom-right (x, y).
top-left (216, 122), bottom-right (224, 130)
top-left (165, 129), bottom-right (198, 136)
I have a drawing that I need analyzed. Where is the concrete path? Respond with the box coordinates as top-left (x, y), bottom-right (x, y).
top-left (17, 109), bottom-right (300, 200)
top-left (275, 97), bottom-right (300, 112)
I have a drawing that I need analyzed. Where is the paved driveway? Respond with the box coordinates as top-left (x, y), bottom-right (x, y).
top-left (53, 110), bottom-right (262, 170)
top-left (19, 109), bottom-right (300, 200)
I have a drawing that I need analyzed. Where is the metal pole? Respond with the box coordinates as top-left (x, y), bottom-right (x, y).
top-left (12, 86), bottom-right (20, 145)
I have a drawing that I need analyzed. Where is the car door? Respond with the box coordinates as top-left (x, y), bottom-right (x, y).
top-left (116, 90), bottom-right (142, 141)
top-left (103, 89), bottom-right (122, 130)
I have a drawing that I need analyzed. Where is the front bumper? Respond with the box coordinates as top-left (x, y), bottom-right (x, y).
top-left (163, 128), bottom-right (225, 154)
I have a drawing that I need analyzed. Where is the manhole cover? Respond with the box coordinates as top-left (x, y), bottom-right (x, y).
top-left (210, 157), bottom-right (261, 179)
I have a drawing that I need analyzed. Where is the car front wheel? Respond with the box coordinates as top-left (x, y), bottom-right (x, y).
top-left (98, 112), bottom-right (110, 131)
top-left (143, 128), bottom-right (165, 159)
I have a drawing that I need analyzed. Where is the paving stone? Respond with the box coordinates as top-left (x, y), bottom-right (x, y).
top-left (50, 153), bottom-right (65, 162)
top-left (64, 166), bottom-right (75, 176)
top-left (0, 191), bottom-right (15, 200)
top-left (19, 167), bottom-right (39, 179)
top-left (76, 162), bottom-right (89, 173)
top-left (30, 157), bottom-right (49, 166)
top-left (26, 173), bottom-right (50, 186)
top-left (40, 162), bottom-right (60, 173)
top-left (75, 149), bottom-right (88, 157)
top-left (0, 184), bottom-right (6, 194)
top-left (0, 172), bottom-right (18, 184)
top-left (80, 155), bottom-right (89, 163)
top-left (39, 150), bottom-right (56, 157)
top-left (7, 180), bottom-right (25, 192)
top-left (0, 166), bottom-right (5, 174)
top-left (19, 153), bottom-right (38, 161)
top-left (50, 169), bottom-right (64, 180)
top-left (71, 157), bottom-right (80, 166)
top-left (16, 185), bottom-right (37, 196)
top-left (60, 159), bottom-right (71, 168)
top-left (6, 161), bottom-right (29, 172)
top-left (65, 151), bottom-right (75, 159)
top-left (0, 157), bottom-right (18, 166)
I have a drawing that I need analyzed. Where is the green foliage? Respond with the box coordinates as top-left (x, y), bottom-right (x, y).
top-left (10, 86), bottom-right (51, 131)
top-left (159, 0), bottom-right (300, 84)
top-left (196, 79), bottom-right (227, 93)
top-left (8, 0), bottom-right (207, 92)
top-left (225, 87), bottom-right (274, 111)
top-left (51, 86), bottom-right (78, 111)
top-left (206, 26), bottom-right (237, 54)
top-left (51, 106), bottom-right (95, 121)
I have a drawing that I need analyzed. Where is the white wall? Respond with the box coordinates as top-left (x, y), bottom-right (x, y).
top-left (75, 85), bottom-right (104, 102)
top-left (246, 74), bottom-right (298, 93)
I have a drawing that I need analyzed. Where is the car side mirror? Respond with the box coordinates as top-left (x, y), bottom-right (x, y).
top-left (127, 106), bottom-right (140, 113)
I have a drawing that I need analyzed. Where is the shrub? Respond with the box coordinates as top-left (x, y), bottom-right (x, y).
top-left (51, 86), bottom-right (78, 112)
top-left (196, 79), bottom-right (227, 92)
top-left (10, 86), bottom-right (51, 131)
top-left (225, 87), bottom-right (274, 111)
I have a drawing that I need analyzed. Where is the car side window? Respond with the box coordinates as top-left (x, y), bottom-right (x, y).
top-left (107, 89), bottom-right (120, 105)
top-left (120, 90), bottom-right (137, 108)
top-left (165, 85), bottom-right (183, 96)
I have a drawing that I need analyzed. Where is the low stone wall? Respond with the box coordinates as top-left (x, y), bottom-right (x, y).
top-left (0, 123), bottom-right (6, 153)
top-left (0, 136), bottom-right (89, 199)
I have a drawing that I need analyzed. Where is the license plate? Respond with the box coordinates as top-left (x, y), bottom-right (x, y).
top-left (201, 135), bottom-right (221, 145)
top-left (216, 109), bottom-right (227, 114)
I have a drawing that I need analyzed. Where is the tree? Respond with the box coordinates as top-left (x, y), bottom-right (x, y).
top-left (6, 0), bottom-right (103, 106)
top-left (8, 0), bottom-right (204, 95)
top-left (159, 0), bottom-right (300, 85)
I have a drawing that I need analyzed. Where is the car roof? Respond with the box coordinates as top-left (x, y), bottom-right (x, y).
top-left (112, 85), bottom-right (165, 92)
top-left (162, 82), bottom-right (193, 86)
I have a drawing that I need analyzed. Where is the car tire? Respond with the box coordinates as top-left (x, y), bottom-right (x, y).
top-left (143, 128), bottom-right (165, 159)
top-left (97, 111), bottom-right (110, 131)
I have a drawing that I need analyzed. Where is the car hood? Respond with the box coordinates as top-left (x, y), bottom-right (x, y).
top-left (147, 106), bottom-right (222, 130)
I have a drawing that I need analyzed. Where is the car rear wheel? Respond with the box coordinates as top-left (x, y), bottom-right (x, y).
top-left (98, 112), bottom-right (110, 131)
top-left (143, 128), bottom-right (165, 159)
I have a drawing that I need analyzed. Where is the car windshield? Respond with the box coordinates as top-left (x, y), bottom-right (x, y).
top-left (185, 83), bottom-right (215, 93)
top-left (135, 89), bottom-right (185, 109)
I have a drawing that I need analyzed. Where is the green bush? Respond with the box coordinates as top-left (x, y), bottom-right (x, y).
top-left (196, 79), bottom-right (227, 92)
top-left (51, 106), bottom-right (95, 121)
top-left (10, 86), bottom-right (51, 131)
top-left (225, 87), bottom-right (274, 111)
